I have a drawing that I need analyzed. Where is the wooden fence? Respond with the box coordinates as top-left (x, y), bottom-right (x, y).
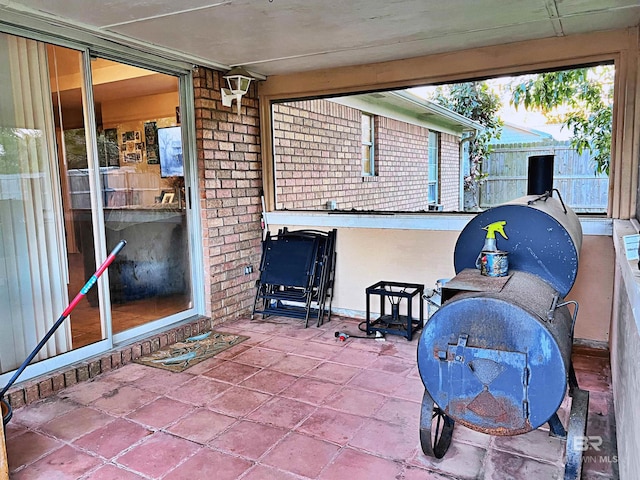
top-left (479, 141), bottom-right (609, 213)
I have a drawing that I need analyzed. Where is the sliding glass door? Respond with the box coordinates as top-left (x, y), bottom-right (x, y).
top-left (0, 30), bottom-right (199, 382)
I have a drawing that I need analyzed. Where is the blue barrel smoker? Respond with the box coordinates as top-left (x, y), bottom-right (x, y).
top-left (417, 167), bottom-right (590, 480)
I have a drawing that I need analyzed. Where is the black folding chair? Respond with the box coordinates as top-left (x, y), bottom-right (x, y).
top-left (252, 229), bottom-right (337, 327)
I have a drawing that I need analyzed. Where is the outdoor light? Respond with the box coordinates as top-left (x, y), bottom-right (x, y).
top-left (221, 66), bottom-right (253, 115)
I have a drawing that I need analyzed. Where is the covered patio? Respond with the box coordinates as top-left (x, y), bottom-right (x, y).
top-left (4, 315), bottom-right (615, 479)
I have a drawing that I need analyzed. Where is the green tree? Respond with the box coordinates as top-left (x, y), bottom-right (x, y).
top-left (431, 82), bottom-right (503, 209)
top-left (510, 66), bottom-right (613, 175)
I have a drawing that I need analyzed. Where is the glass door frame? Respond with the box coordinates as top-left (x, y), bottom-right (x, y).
top-left (0, 23), bottom-right (204, 387)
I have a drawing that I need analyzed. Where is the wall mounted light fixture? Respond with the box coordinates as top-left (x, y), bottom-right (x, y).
top-left (221, 66), bottom-right (253, 115)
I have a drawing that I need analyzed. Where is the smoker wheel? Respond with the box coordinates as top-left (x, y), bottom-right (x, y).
top-left (419, 388), bottom-right (455, 458)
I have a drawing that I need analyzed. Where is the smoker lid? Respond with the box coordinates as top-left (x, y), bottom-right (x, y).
top-left (453, 198), bottom-right (581, 297)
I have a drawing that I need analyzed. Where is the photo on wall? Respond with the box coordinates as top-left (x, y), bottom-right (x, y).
top-left (158, 126), bottom-right (183, 177)
top-left (145, 121), bottom-right (159, 164)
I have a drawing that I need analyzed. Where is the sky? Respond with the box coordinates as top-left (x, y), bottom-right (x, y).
top-left (409, 77), bottom-right (573, 140)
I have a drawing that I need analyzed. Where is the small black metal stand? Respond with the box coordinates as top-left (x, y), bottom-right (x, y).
top-left (365, 281), bottom-right (424, 340)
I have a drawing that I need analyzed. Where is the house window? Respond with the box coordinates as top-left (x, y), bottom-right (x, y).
top-left (427, 130), bottom-right (439, 203)
top-left (362, 113), bottom-right (375, 176)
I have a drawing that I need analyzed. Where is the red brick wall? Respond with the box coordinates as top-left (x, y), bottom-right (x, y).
top-left (273, 99), bottom-right (464, 211)
top-left (193, 67), bottom-right (263, 321)
top-left (273, 99), bottom-right (433, 211)
top-left (440, 132), bottom-right (461, 211)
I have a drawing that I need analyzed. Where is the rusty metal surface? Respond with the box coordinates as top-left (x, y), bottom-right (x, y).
top-left (453, 196), bottom-right (582, 297)
top-left (441, 268), bottom-right (511, 303)
top-left (418, 272), bottom-right (572, 433)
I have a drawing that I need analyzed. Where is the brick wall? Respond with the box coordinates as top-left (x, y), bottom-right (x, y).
top-left (440, 132), bottom-right (461, 211)
top-left (273, 99), bottom-right (432, 211)
top-left (193, 67), bottom-right (263, 322)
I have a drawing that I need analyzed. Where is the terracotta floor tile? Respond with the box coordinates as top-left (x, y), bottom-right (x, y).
top-left (323, 386), bottom-right (386, 416)
top-left (59, 379), bottom-right (121, 405)
top-left (483, 449), bottom-right (563, 479)
top-left (39, 406), bottom-right (116, 442)
top-left (167, 407), bottom-right (236, 443)
top-left (279, 377), bottom-right (341, 405)
top-left (247, 396), bottom-right (316, 429)
top-left (450, 424), bottom-right (493, 449)
top-left (81, 463), bottom-right (147, 479)
top-left (179, 356), bottom-right (224, 375)
top-left (240, 464), bottom-right (302, 480)
top-left (206, 386), bottom-right (270, 416)
top-left (492, 428), bottom-right (565, 464)
top-left (261, 431), bottom-right (340, 478)
top-left (233, 347), bottom-right (287, 368)
top-left (368, 354), bottom-right (414, 375)
top-left (208, 419), bottom-right (288, 459)
top-left (296, 407), bottom-right (366, 445)
top-left (329, 347), bottom-right (380, 368)
top-left (91, 385), bottom-right (159, 416)
top-left (349, 417), bottom-right (419, 459)
top-left (10, 397), bottom-right (78, 429)
top-left (410, 441), bottom-right (487, 480)
top-left (165, 376), bottom-right (230, 406)
top-left (269, 354), bottom-right (322, 376)
top-left (201, 360), bottom-right (261, 383)
top-left (3, 421), bottom-right (28, 441)
top-left (12, 444), bottom-right (102, 480)
top-left (99, 363), bottom-right (151, 384)
top-left (290, 340), bottom-right (344, 359)
top-left (306, 361), bottom-right (361, 384)
top-left (116, 431), bottom-right (201, 478)
top-left (126, 396), bottom-right (194, 429)
top-left (73, 418), bottom-right (152, 459)
top-left (4, 316), bottom-right (618, 480)
top-left (6, 430), bottom-right (63, 472)
top-left (374, 397), bottom-right (421, 428)
top-left (239, 369), bottom-right (298, 394)
top-left (400, 465), bottom-right (457, 480)
top-left (258, 336), bottom-right (308, 352)
top-left (163, 447), bottom-right (253, 480)
top-left (125, 367), bottom-right (192, 394)
top-left (318, 447), bottom-right (403, 480)
top-left (348, 369), bottom-right (408, 394)
top-left (391, 377), bottom-right (428, 403)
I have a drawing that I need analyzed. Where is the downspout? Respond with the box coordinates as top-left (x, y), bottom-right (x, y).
top-left (459, 130), bottom-right (477, 211)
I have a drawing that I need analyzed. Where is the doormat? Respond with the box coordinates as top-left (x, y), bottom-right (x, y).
top-left (134, 331), bottom-right (249, 373)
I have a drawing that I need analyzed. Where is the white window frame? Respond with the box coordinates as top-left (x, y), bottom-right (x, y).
top-left (427, 130), bottom-right (439, 204)
top-left (362, 112), bottom-right (375, 176)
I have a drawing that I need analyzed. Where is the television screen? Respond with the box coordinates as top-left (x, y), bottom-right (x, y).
top-left (158, 126), bottom-right (183, 177)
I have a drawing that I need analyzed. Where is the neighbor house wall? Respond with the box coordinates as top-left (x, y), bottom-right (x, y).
top-left (273, 99), bottom-right (459, 211)
top-left (439, 132), bottom-right (461, 211)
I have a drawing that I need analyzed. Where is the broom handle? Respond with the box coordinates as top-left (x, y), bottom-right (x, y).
top-left (0, 240), bottom-right (126, 399)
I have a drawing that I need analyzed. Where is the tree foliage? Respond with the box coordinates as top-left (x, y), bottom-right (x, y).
top-left (510, 67), bottom-right (613, 175)
top-left (431, 82), bottom-right (503, 191)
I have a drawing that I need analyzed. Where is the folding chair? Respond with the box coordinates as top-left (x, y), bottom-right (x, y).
top-left (252, 229), bottom-right (337, 327)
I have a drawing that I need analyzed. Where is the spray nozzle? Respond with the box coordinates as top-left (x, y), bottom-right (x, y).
top-left (483, 221), bottom-right (508, 240)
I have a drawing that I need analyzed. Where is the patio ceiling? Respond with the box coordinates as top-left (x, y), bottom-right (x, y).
top-left (2, 0), bottom-right (640, 77)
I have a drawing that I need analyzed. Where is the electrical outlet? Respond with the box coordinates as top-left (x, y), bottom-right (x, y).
top-left (244, 265), bottom-right (253, 275)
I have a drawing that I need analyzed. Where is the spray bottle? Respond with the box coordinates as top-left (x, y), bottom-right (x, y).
top-left (475, 220), bottom-right (509, 276)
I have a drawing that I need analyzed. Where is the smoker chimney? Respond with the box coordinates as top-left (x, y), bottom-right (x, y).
top-left (527, 155), bottom-right (554, 195)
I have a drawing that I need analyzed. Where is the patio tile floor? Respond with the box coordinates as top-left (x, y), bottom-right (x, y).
top-left (5, 316), bottom-right (617, 479)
